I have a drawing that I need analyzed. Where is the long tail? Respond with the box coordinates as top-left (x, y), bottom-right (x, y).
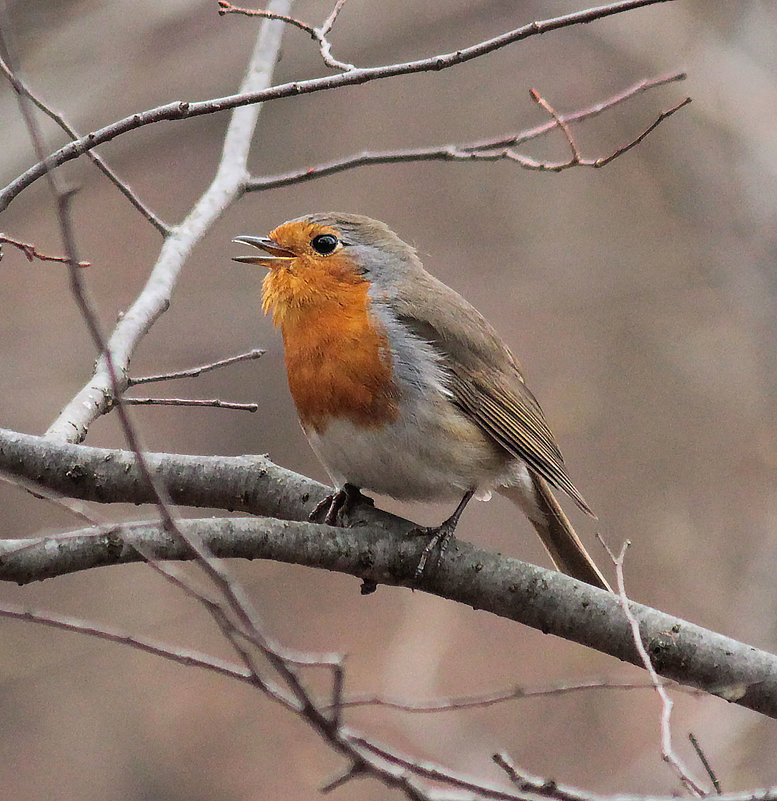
top-left (499, 475), bottom-right (611, 591)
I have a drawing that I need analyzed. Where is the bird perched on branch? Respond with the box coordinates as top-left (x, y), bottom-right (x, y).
top-left (233, 212), bottom-right (610, 591)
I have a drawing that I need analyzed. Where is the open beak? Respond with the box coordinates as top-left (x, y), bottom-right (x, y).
top-left (231, 235), bottom-right (295, 265)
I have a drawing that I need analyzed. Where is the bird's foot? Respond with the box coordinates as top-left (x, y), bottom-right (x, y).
top-left (310, 483), bottom-right (367, 526)
top-left (408, 489), bottom-right (475, 583)
top-left (409, 518), bottom-right (459, 583)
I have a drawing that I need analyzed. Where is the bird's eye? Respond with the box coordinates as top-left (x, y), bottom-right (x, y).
top-left (310, 234), bottom-right (339, 255)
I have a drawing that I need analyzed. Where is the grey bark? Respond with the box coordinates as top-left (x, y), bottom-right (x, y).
top-left (1, 427), bottom-right (776, 720)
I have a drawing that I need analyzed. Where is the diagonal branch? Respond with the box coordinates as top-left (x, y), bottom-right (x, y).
top-left (0, 52), bottom-right (171, 235)
top-left (1, 429), bottom-right (776, 721)
top-left (0, 0), bottom-right (678, 213)
top-left (42, 2), bottom-right (291, 444)
top-left (244, 71), bottom-right (686, 191)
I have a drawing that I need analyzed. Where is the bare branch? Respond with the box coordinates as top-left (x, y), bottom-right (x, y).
top-left (43, 4), bottom-right (291, 443)
top-left (0, 0), bottom-right (679, 212)
top-left (530, 88), bottom-right (582, 163)
top-left (245, 72), bottom-right (687, 191)
top-left (0, 233), bottom-right (90, 266)
top-left (217, 1), bottom-right (314, 34)
top-left (593, 96), bottom-right (692, 167)
top-left (603, 538), bottom-right (708, 795)
top-left (502, 96), bottom-right (691, 173)
top-left (128, 348), bottom-right (265, 384)
top-left (0, 52), bottom-right (170, 235)
top-left (321, 0), bottom-right (349, 36)
top-left (123, 397), bottom-right (259, 412)
top-left (0, 498), bottom-right (775, 720)
top-left (219, 1), bottom-right (356, 71)
top-left (688, 733), bottom-right (723, 795)
top-left (0, 602), bottom-right (255, 684)
top-left (329, 678), bottom-right (700, 714)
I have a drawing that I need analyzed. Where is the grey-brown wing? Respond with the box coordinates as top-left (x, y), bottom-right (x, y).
top-left (392, 269), bottom-right (593, 515)
top-left (447, 363), bottom-right (593, 515)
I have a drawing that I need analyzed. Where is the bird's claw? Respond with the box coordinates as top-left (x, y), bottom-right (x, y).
top-left (309, 483), bottom-right (367, 526)
top-left (409, 520), bottom-right (457, 583)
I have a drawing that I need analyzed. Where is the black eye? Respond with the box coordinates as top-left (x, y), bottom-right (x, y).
top-left (310, 234), bottom-right (339, 255)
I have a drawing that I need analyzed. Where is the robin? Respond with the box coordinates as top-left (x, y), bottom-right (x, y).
top-left (233, 212), bottom-right (610, 591)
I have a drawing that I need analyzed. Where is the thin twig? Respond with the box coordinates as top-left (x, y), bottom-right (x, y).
top-left (0, 54), bottom-right (170, 235)
top-left (593, 96), bottom-right (692, 167)
top-left (218, 2), bottom-right (313, 33)
top-left (502, 96), bottom-right (692, 173)
top-left (600, 537), bottom-right (708, 796)
top-left (321, 0), bottom-right (349, 36)
top-left (245, 71), bottom-right (687, 191)
top-left (0, 602), bottom-right (255, 683)
top-left (530, 88), bottom-right (582, 163)
top-left (688, 733), bottom-right (723, 794)
top-left (0, 233), bottom-right (89, 266)
top-left (219, 0), bottom-right (355, 71)
top-left (123, 397), bottom-right (259, 412)
top-left (128, 348), bottom-right (265, 384)
top-left (327, 678), bottom-right (699, 714)
top-left (0, 0), bottom-right (680, 212)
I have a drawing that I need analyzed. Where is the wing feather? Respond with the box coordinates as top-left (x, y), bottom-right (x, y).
top-left (390, 270), bottom-right (592, 515)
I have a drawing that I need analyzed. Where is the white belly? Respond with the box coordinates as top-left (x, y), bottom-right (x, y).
top-left (305, 397), bottom-right (513, 501)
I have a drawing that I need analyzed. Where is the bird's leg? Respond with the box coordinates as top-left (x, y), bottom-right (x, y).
top-left (312, 484), bottom-right (377, 595)
top-left (411, 489), bottom-right (476, 582)
top-left (310, 483), bottom-right (367, 526)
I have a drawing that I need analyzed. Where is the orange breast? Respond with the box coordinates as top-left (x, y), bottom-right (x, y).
top-left (264, 265), bottom-right (400, 433)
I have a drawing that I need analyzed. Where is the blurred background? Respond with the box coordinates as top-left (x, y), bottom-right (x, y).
top-left (1, 0), bottom-right (776, 797)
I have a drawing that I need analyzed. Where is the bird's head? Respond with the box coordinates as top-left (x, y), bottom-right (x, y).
top-left (233, 212), bottom-right (420, 325)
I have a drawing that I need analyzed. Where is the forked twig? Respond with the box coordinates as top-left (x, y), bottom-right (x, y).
top-left (128, 348), bottom-right (265, 385)
top-left (245, 72), bottom-right (688, 191)
top-left (219, 0), bottom-right (355, 71)
top-left (326, 677), bottom-right (699, 713)
top-left (0, 233), bottom-right (89, 267)
top-left (504, 90), bottom-right (692, 172)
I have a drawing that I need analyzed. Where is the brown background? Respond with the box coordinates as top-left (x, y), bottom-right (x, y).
top-left (1, 1), bottom-right (776, 798)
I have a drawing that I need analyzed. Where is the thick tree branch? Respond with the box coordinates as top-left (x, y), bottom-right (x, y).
top-left (42, 1), bottom-right (291, 443)
top-left (0, 427), bottom-right (776, 720)
top-left (1, 517), bottom-right (775, 718)
top-left (0, 0), bottom-right (676, 213)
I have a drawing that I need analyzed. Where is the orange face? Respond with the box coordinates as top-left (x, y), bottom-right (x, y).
top-left (258, 220), bottom-right (367, 327)
top-left (235, 220), bottom-right (399, 432)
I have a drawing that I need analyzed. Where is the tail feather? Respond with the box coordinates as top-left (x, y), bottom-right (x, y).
top-left (499, 476), bottom-right (611, 592)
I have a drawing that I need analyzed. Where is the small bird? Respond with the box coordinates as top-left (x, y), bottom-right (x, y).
top-left (233, 213), bottom-right (610, 591)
